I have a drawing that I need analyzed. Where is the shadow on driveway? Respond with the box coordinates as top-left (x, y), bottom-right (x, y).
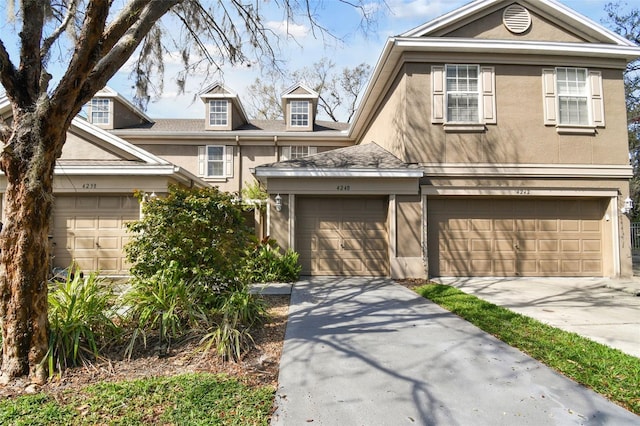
top-left (271, 277), bottom-right (638, 425)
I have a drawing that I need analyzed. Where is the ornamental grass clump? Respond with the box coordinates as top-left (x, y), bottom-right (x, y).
top-left (47, 268), bottom-right (120, 375)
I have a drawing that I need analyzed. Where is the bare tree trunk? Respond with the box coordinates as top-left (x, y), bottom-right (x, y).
top-left (0, 112), bottom-right (61, 384)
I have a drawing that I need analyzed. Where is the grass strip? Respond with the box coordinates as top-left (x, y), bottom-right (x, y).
top-left (0, 373), bottom-right (274, 425)
top-left (415, 283), bottom-right (640, 414)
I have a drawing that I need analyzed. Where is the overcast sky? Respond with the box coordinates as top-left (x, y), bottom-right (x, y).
top-left (0, 0), bottom-right (624, 121)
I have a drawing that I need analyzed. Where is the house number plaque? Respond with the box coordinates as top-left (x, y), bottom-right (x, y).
top-left (336, 185), bottom-right (351, 191)
top-left (82, 183), bottom-right (97, 189)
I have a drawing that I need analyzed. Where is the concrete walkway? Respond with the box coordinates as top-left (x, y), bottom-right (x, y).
top-left (272, 277), bottom-right (638, 425)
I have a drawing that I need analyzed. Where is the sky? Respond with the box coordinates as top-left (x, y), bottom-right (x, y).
top-left (0, 0), bottom-right (627, 121)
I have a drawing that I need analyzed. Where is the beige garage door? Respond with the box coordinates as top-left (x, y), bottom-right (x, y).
top-left (52, 195), bottom-right (139, 275)
top-left (297, 196), bottom-right (389, 276)
top-left (428, 197), bottom-right (607, 277)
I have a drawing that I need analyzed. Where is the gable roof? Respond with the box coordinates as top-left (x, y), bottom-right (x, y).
top-left (94, 86), bottom-right (154, 124)
top-left (254, 142), bottom-right (423, 178)
top-left (402, 0), bottom-right (634, 46)
top-left (198, 81), bottom-right (249, 123)
top-left (0, 96), bottom-right (204, 187)
top-left (347, 0), bottom-right (640, 142)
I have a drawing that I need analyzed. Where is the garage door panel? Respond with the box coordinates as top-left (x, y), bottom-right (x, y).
top-left (297, 196), bottom-right (388, 276)
top-left (53, 195), bottom-right (139, 275)
top-left (429, 197), bottom-right (605, 277)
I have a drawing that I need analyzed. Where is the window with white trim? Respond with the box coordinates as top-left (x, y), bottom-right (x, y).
top-left (209, 100), bottom-right (228, 126)
top-left (198, 145), bottom-right (234, 178)
top-left (280, 146), bottom-right (317, 161)
top-left (557, 67), bottom-right (589, 125)
top-left (542, 67), bottom-right (604, 131)
top-left (90, 98), bottom-right (110, 125)
top-left (290, 100), bottom-right (309, 127)
top-left (446, 65), bottom-right (479, 122)
top-left (431, 65), bottom-right (495, 128)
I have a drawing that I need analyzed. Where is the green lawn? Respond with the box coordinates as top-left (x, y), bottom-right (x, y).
top-left (0, 373), bottom-right (273, 425)
top-left (415, 283), bottom-right (640, 414)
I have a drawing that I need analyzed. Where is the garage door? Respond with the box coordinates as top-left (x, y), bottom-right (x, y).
top-left (52, 195), bottom-right (140, 275)
top-left (428, 197), bottom-right (606, 277)
top-left (297, 196), bottom-right (389, 276)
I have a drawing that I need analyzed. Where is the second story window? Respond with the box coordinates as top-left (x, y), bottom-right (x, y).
top-left (91, 98), bottom-right (110, 125)
top-left (446, 65), bottom-right (480, 122)
top-left (542, 67), bottom-right (604, 132)
top-left (290, 100), bottom-right (309, 127)
top-left (280, 146), bottom-right (317, 161)
top-left (209, 100), bottom-right (228, 126)
top-left (206, 145), bottom-right (225, 177)
top-left (431, 65), bottom-right (495, 128)
top-left (556, 67), bottom-right (588, 126)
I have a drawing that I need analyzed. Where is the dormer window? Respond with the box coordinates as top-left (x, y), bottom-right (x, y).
top-left (91, 98), bottom-right (110, 125)
top-left (209, 100), bottom-right (228, 126)
top-left (290, 100), bottom-right (310, 127)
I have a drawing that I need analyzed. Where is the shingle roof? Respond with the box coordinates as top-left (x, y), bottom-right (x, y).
top-left (115, 118), bottom-right (349, 133)
top-left (257, 142), bottom-right (419, 170)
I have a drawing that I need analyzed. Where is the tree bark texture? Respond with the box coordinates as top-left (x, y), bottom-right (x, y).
top-left (0, 109), bottom-right (64, 384)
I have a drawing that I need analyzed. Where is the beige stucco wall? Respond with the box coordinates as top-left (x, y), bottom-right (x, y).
top-left (363, 62), bottom-right (629, 166)
top-left (269, 193), bottom-right (291, 250)
top-left (113, 101), bottom-right (147, 129)
top-left (61, 133), bottom-right (122, 160)
top-left (445, 7), bottom-right (587, 43)
top-left (396, 195), bottom-right (422, 257)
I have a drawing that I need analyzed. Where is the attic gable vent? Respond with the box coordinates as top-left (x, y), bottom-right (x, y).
top-left (503, 4), bottom-right (531, 34)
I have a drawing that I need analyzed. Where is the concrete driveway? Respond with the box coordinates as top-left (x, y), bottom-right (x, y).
top-left (272, 277), bottom-right (638, 425)
top-left (434, 277), bottom-right (640, 358)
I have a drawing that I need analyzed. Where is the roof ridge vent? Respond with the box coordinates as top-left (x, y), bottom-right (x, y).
top-left (503, 4), bottom-right (531, 34)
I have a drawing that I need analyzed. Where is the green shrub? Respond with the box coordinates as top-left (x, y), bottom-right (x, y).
top-left (125, 185), bottom-right (251, 289)
top-left (47, 268), bottom-right (120, 375)
top-left (243, 237), bottom-right (301, 283)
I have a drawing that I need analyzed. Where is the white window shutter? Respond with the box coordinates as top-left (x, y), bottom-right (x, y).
top-left (225, 146), bottom-right (234, 177)
top-left (308, 146), bottom-right (317, 155)
top-left (198, 146), bottom-right (206, 176)
top-left (481, 67), bottom-right (496, 124)
top-left (589, 71), bottom-right (605, 127)
top-left (281, 146), bottom-right (291, 161)
top-left (431, 66), bottom-right (445, 123)
top-left (542, 68), bottom-right (557, 125)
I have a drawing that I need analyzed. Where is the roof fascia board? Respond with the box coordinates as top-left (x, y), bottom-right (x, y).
top-left (392, 38), bottom-right (640, 62)
top-left (110, 130), bottom-right (351, 141)
top-left (281, 82), bottom-right (319, 98)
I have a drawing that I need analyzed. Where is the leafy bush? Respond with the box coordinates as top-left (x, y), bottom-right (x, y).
top-left (47, 268), bottom-right (120, 375)
top-left (125, 185), bottom-right (251, 289)
top-left (243, 237), bottom-right (301, 283)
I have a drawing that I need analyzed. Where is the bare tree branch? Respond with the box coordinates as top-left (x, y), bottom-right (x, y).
top-left (40, 0), bottom-right (81, 59)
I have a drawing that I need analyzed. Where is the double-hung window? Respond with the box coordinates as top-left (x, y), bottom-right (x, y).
top-left (446, 65), bottom-right (480, 122)
top-left (90, 98), bottom-right (110, 125)
top-left (542, 67), bottom-right (604, 132)
top-left (290, 101), bottom-right (309, 127)
top-left (209, 100), bottom-right (228, 126)
top-left (556, 68), bottom-right (589, 125)
top-left (206, 145), bottom-right (225, 177)
top-left (431, 65), bottom-right (495, 128)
